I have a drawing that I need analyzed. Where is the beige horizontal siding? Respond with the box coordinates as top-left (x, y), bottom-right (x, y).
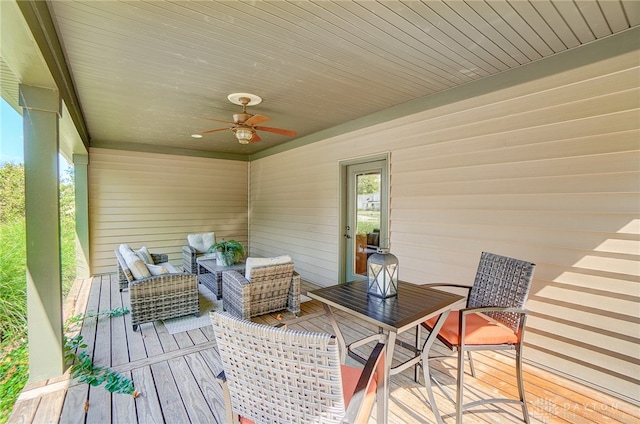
top-left (249, 36), bottom-right (639, 403)
top-left (89, 149), bottom-right (248, 274)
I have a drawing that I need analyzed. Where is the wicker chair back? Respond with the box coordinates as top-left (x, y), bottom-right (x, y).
top-left (222, 262), bottom-right (301, 319)
top-left (467, 252), bottom-right (535, 332)
top-left (211, 311), bottom-right (349, 423)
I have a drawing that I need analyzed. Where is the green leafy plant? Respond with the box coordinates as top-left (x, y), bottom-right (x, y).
top-left (208, 239), bottom-right (245, 265)
top-left (64, 308), bottom-right (138, 397)
top-left (0, 337), bottom-right (28, 421)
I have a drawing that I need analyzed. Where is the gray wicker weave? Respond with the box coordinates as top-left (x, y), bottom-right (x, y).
top-left (421, 251), bottom-right (536, 424)
top-left (115, 248), bottom-right (200, 331)
top-left (222, 262), bottom-right (300, 319)
top-left (210, 310), bottom-right (386, 424)
top-left (196, 258), bottom-right (245, 299)
top-left (182, 244), bottom-right (208, 274)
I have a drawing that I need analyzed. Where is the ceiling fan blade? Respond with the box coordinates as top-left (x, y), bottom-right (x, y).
top-left (200, 116), bottom-right (237, 125)
top-left (200, 127), bottom-right (230, 134)
top-left (254, 126), bottom-right (297, 137)
top-left (250, 132), bottom-right (262, 143)
top-left (245, 114), bottom-right (270, 126)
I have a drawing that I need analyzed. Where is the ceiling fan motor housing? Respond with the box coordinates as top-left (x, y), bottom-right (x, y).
top-left (233, 113), bottom-right (252, 124)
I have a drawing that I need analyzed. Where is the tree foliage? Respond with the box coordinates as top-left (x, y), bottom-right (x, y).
top-left (0, 163), bottom-right (25, 223)
top-left (59, 164), bottom-right (75, 217)
top-left (0, 162), bottom-right (75, 222)
top-left (357, 174), bottom-right (380, 195)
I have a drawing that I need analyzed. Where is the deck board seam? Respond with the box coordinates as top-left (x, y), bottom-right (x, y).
top-left (21, 339), bottom-right (221, 397)
top-left (108, 340), bottom-right (219, 375)
top-left (17, 378), bottom-right (71, 401)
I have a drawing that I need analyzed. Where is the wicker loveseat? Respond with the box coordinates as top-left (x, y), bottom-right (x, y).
top-left (222, 257), bottom-right (300, 319)
top-left (115, 245), bottom-right (199, 331)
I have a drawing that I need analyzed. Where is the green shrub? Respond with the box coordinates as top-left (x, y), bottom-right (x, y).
top-left (0, 337), bottom-right (28, 421)
top-left (0, 219), bottom-right (28, 424)
top-left (0, 163), bottom-right (25, 222)
top-left (0, 219), bottom-right (27, 341)
top-left (60, 216), bottom-right (76, 291)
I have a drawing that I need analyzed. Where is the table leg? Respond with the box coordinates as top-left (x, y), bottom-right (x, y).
top-left (378, 331), bottom-right (396, 424)
top-left (421, 310), bottom-right (451, 424)
top-left (415, 324), bottom-right (421, 382)
top-left (321, 303), bottom-right (347, 363)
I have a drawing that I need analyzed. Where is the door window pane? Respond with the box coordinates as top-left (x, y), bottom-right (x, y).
top-left (354, 172), bottom-right (380, 276)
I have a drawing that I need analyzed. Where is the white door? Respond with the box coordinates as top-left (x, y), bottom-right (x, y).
top-left (341, 157), bottom-right (388, 282)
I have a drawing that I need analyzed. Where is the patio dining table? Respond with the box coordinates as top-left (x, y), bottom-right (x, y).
top-left (308, 280), bottom-right (464, 424)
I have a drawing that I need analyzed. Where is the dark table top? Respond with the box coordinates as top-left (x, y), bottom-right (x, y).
top-left (197, 258), bottom-right (245, 273)
top-left (308, 280), bottom-right (465, 333)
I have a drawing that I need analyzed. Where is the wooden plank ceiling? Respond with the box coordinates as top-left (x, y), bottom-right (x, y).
top-left (45, 0), bottom-right (639, 156)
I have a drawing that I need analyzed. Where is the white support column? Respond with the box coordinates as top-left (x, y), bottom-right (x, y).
top-left (19, 84), bottom-right (65, 381)
top-left (73, 154), bottom-right (90, 279)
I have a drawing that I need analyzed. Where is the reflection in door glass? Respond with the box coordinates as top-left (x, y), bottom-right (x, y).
top-left (354, 172), bottom-right (381, 276)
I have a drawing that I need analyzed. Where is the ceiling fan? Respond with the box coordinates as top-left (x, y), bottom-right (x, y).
top-left (193, 93), bottom-right (297, 144)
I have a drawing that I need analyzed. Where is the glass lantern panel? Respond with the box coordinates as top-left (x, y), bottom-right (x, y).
top-left (367, 253), bottom-right (398, 298)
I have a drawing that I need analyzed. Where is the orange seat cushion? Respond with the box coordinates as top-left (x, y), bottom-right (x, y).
top-left (240, 364), bottom-right (377, 424)
top-left (424, 311), bottom-right (518, 346)
top-left (340, 363), bottom-right (377, 412)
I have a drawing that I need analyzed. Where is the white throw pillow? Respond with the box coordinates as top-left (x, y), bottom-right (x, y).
top-left (245, 255), bottom-right (292, 281)
top-left (157, 262), bottom-right (178, 273)
top-left (187, 232), bottom-right (216, 253)
top-left (135, 246), bottom-right (154, 264)
top-left (119, 243), bottom-right (133, 258)
top-left (121, 249), bottom-right (151, 280)
top-left (147, 263), bottom-right (169, 276)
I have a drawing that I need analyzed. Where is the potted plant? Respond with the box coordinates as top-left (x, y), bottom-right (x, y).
top-left (209, 239), bottom-right (245, 266)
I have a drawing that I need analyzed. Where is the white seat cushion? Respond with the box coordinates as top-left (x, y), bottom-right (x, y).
top-left (187, 232), bottom-right (216, 253)
top-left (245, 255), bottom-right (292, 281)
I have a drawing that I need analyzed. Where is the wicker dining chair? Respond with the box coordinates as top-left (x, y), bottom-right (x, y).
top-left (420, 252), bottom-right (536, 424)
top-left (210, 311), bottom-right (386, 424)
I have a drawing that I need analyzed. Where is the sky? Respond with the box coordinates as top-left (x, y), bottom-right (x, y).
top-left (1, 98), bottom-right (73, 176)
top-left (0, 98), bottom-right (24, 164)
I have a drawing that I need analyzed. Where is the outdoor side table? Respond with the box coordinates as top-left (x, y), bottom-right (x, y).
top-left (196, 258), bottom-right (245, 299)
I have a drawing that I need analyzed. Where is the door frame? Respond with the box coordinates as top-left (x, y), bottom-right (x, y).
top-left (338, 152), bottom-right (390, 283)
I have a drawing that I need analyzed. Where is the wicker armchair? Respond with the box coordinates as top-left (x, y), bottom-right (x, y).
top-left (210, 311), bottom-right (386, 424)
top-left (420, 251), bottom-right (536, 424)
top-left (182, 232), bottom-right (216, 273)
top-left (222, 262), bottom-right (300, 319)
top-left (117, 250), bottom-right (171, 292)
top-left (115, 248), bottom-right (199, 331)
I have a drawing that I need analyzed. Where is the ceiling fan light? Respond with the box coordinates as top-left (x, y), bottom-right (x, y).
top-left (234, 127), bottom-right (254, 143)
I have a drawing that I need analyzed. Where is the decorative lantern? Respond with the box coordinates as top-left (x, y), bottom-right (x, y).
top-left (367, 247), bottom-right (399, 298)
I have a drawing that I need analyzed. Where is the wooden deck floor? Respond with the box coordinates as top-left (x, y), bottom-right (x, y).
top-left (8, 274), bottom-right (639, 424)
